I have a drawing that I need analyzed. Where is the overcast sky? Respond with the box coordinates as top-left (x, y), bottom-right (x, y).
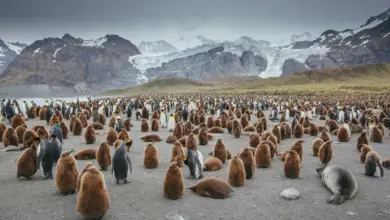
top-left (0, 0), bottom-right (389, 45)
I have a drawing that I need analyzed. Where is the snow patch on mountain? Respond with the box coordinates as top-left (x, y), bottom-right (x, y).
top-left (135, 74), bottom-right (148, 84)
top-left (5, 42), bottom-right (24, 54)
top-left (171, 35), bottom-right (216, 50)
top-left (138, 40), bottom-right (177, 54)
top-left (274, 32), bottom-right (317, 46)
top-left (81, 36), bottom-right (107, 47)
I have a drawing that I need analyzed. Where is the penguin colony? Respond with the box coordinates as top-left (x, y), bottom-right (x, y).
top-left (1, 96), bottom-right (390, 219)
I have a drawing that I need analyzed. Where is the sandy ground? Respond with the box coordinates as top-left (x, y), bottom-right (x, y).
top-left (0, 110), bottom-right (389, 220)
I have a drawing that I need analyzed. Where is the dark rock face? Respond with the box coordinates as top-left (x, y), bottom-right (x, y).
top-left (240, 51), bottom-right (267, 75)
top-left (0, 34), bottom-right (141, 90)
top-left (291, 41), bottom-right (312, 49)
top-left (281, 59), bottom-right (309, 76)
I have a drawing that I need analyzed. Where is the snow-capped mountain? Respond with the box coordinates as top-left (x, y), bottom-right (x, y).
top-left (138, 40), bottom-right (177, 54)
top-left (171, 35), bottom-right (216, 50)
top-left (0, 39), bottom-right (27, 74)
top-left (290, 32), bottom-right (316, 43)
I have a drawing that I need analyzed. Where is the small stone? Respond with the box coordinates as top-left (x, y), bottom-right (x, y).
top-left (347, 211), bottom-right (355, 216)
top-left (280, 188), bottom-right (300, 200)
top-left (172, 214), bottom-right (184, 220)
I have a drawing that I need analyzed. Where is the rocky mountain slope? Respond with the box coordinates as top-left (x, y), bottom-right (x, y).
top-left (138, 40), bottom-right (177, 54)
top-left (0, 34), bottom-right (141, 92)
top-left (0, 39), bottom-right (26, 74)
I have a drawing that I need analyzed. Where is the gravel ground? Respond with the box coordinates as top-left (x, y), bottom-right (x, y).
top-left (0, 110), bottom-right (389, 220)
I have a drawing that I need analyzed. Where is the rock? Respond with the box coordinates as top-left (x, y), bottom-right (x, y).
top-left (281, 59), bottom-right (309, 76)
top-left (171, 214), bottom-right (184, 220)
top-left (280, 188), bottom-right (300, 200)
top-left (240, 51), bottom-right (267, 76)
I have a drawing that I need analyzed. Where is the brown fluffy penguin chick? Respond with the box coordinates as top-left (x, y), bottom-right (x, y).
top-left (38, 107), bottom-right (46, 120)
top-left (143, 143), bottom-right (159, 169)
top-left (189, 177), bottom-right (233, 199)
top-left (123, 119), bottom-right (131, 131)
top-left (232, 119), bottom-right (242, 138)
top-left (293, 124), bottom-right (304, 138)
top-left (56, 151), bottom-right (78, 195)
top-left (221, 115), bottom-right (228, 128)
top-left (91, 122), bottom-right (104, 130)
top-left (106, 128), bottom-right (118, 146)
top-left (360, 145), bottom-right (373, 164)
top-left (203, 157), bottom-right (223, 171)
top-left (283, 123), bottom-right (292, 138)
top-left (16, 143), bottom-right (38, 179)
top-left (173, 123), bottom-right (184, 139)
top-left (227, 120), bottom-right (233, 134)
top-left (60, 122), bottom-right (68, 139)
top-left (312, 138), bottom-right (324, 156)
top-left (77, 166), bottom-right (110, 219)
top-left (185, 133), bottom-right (198, 151)
top-left (11, 114), bottom-right (25, 129)
top-left (318, 141), bottom-right (333, 164)
top-left (191, 127), bottom-right (199, 135)
top-left (280, 124), bottom-right (287, 140)
top-left (36, 127), bottom-right (49, 139)
top-left (271, 125), bottom-right (281, 144)
top-left (15, 124), bottom-right (27, 144)
top-left (96, 142), bottom-right (112, 171)
top-left (2, 127), bottom-right (19, 147)
top-left (326, 119), bottom-right (339, 132)
top-left (99, 114), bottom-right (106, 125)
top-left (290, 140), bottom-right (305, 162)
top-left (151, 118), bottom-right (160, 131)
top-left (262, 138), bottom-right (278, 159)
top-left (208, 126), bottom-right (224, 133)
top-left (319, 130), bottom-right (331, 142)
top-left (317, 125), bottom-right (328, 132)
top-left (376, 123), bottom-right (385, 137)
top-left (74, 148), bottom-right (97, 160)
top-left (228, 156), bottom-right (246, 187)
top-left (207, 133), bottom-right (214, 141)
top-left (243, 125), bottom-right (256, 132)
top-left (284, 150), bottom-right (301, 179)
top-left (178, 135), bottom-right (187, 146)
top-left (79, 113), bottom-right (88, 128)
top-left (279, 151), bottom-right (288, 162)
top-left (49, 114), bottom-right (60, 127)
top-left (310, 123), bottom-right (319, 136)
top-left (249, 133), bottom-right (260, 148)
top-left (214, 119), bottom-right (222, 128)
top-left (170, 142), bottom-right (185, 167)
top-left (166, 135), bottom-right (178, 144)
top-left (239, 147), bottom-right (255, 179)
top-left (370, 127), bottom-right (383, 143)
top-left (382, 158), bottom-right (390, 169)
top-left (72, 119), bottom-right (83, 136)
top-left (84, 125), bottom-right (96, 144)
top-left (109, 116), bottom-right (116, 128)
top-left (141, 119), bottom-right (149, 132)
top-left (184, 122), bottom-right (193, 135)
top-left (337, 126), bottom-right (350, 142)
top-left (163, 161), bottom-right (184, 200)
top-left (212, 138), bottom-right (227, 163)
top-left (117, 128), bottom-right (129, 141)
top-left (198, 128), bottom-right (208, 146)
top-left (255, 119), bottom-right (263, 134)
top-left (255, 143), bottom-right (271, 168)
top-left (304, 127), bottom-right (311, 135)
top-left (331, 128), bottom-right (339, 135)
top-left (141, 134), bottom-right (162, 142)
top-left (113, 140), bottom-right (123, 150)
top-left (240, 115), bottom-right (249, 130)
top-left (0, 122), bottom-right (6, 141)
top-left (357, 131), bottom-right (369, 152)
top-left (22, 129), bottom-right (36, 149)
top-left (365, 151), bottom-right (384, 177)
top-left (69, 115), bottom-right (78, 132)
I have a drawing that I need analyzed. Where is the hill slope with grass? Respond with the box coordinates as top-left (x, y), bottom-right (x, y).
top-left (104, 63), bottom-right (390, 95)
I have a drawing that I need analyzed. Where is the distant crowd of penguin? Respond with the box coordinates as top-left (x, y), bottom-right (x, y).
top-left (0, 95), bottom-right (390, 219)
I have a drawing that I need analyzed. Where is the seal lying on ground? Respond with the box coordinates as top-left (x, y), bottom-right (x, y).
top-left (316, 164), bottom-right (358, 204)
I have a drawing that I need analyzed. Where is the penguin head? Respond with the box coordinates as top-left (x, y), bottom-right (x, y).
top-left (126, 138), bottom-right (133, 147)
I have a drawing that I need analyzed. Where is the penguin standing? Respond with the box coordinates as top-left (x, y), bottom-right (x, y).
top-left (112, 139), bottom-right (133, 184)
top-left (36, 135), bottom-right (62, 179)
top-left (45, 106), bottom-right (53, 126)
top-left (184, 149), bottom-right (204, 179)
top-left (50, 122), bottom-right (63, 146)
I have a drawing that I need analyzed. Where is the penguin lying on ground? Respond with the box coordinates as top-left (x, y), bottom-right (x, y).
top-left (112, 139), bottom-right (133, 184)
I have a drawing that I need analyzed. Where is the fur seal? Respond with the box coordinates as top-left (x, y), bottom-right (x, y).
top-left (189, 177), bottom-right (233, 199)
top-left (316, 164), bottom-right (358, 204)
top-left (284, 150), bottom-right (301, 179)
top-left (255, 143), bottom-right (271, 168)
top-left (163, 161), bottom-right (184, 200)
top-left (55, 150), bottom-right (78, 195)
top-left (96, 142), bottom-right (112, 170)
top-left (365, 151), bottom-right (384, 177)
top-left (228, 155), bottom-right (246, 187)
top-left (141, 134), bottom-right (162, 142)
top-left (112, 139), bottom-right (133, 184)
top-left (77, 166), bottom-right (110, 219)
top-left (143, 143), bottom-right (159, 169)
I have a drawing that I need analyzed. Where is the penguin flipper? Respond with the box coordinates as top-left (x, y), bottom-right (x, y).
top-left (36, 144), bottom-right (45, 169)
top-left (126, 155), bottom-right (132, 173)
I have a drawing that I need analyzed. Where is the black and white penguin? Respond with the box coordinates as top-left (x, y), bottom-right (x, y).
top-left (45, 106), bottom-right (53, 126)
top-left (112, 139), bottom-right (133, 184)
top-left (50, 122), bottom-right (63, 146)
top-left (36, 135), bottom-right (62, 179)
top-left (184, 149), bottom-right (204, 179)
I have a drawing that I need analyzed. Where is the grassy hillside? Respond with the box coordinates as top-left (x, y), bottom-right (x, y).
top-left (104, 63), bottom-right (390, 95)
